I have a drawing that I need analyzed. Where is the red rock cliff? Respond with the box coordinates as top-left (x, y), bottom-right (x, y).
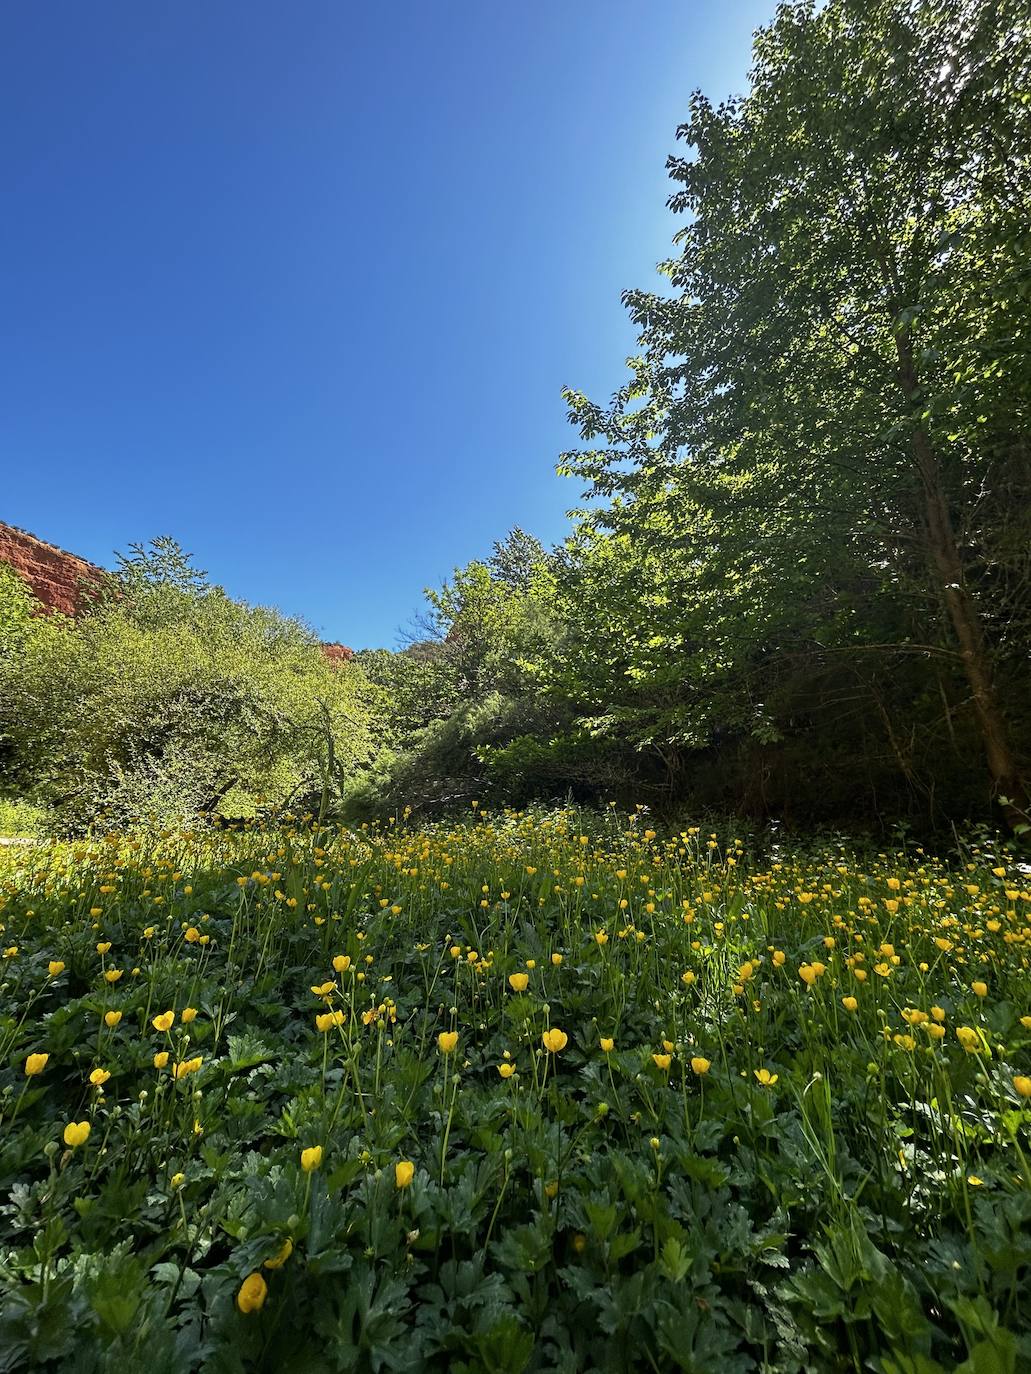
top-left (0, 521), bottom-right (105, 615)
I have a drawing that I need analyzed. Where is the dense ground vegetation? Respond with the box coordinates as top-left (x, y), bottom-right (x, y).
top-left (0, 812), bottom-right (1029, 1371)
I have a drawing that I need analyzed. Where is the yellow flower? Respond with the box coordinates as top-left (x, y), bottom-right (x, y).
top-left (956, 1026), bottom-right (982, 1052)
top-left (170, 1172), bottom-right (186, 1189)
top-left (301, 1145), bottom-right (323, 1173)
top-left (438, 1031), bottom-right (459, 1054)
top-left (497, 1062), bottom-right (516, 1078)
top-left (754, 1068), bottom-right (778, 1086)
top-left (236, 1272), bottom-right (267, 1314)
top-left (772, 950), bottom-right (786, 967)
top-left (96, 942), bottom-right (111, 955)
top-left (184, 927), bottom-right (200, 943)
top-left (1013, 1075), bottom-right (1031, 1099)
top-left (599, 1038), bottom-right (614, 1053)
top-left (690, 1056), bottom-right (711, 1076)
top-left (542, 1028), bottom-right (568, 1053)
top-left (24, 1053), bottom-right (49, 1076)
top-left (841, 996), bottom-right (858, 1013)
top-left (967, 1175), bottom-right (984, 1187)
top-left (971, 981), bottom-right (987, 998)
top-left (152, 1011), bottom-right (175, 1032)
top-left (799, 965), bottom-right (817, 987)
top-left (63, 1121), bottom-right (91, 1148)
top-left (333, 954), bottom-right (351, 973)
top-left (594, 931), bottom-right (608, 946)
top-left (154, 1051), bottom-right (170, 1069)
top-left (395, 1160), bottom-right (415, 1188)
top-left (264, 1238), bottom-right (293, 1269)
top-left (551, 953), bottom-right (563, 966)
top-left (316, 1010), bottom-right (345, 1032)
top-left (1020, 1016), bottom-right (1031, 1030)
top-left (47, 961), bottom-right (65, 977)
top-left (104, 969), bottom-right (123, 983)
top-left (89, 1068), bottom-right (111, 1086)
top-left (681, 970), bottom-right (696, 985)
top-left (181, 1007), bottom-right (197, 1023)
top-left (508, 973), bottom-right (529, 992)
top-left (652, 1053), bottom-right (672, 1070)
top-left (104, 1011), bottom-right (122, 1028)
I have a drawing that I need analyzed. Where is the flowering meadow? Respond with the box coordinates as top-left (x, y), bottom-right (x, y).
top-left (0, 809), bottom-right (1029, 1372)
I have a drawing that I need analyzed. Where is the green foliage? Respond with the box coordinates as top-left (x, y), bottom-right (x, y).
top-left (0, 540), bottom-right (379, 831)
top-left (549, 0), bottom-right (1031, 827)
top-left (0, 813), bottom-right (1028, 1369)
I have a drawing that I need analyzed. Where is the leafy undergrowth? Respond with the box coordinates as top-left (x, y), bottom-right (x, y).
top-left (0, 809), bottom-right (1029, 1372)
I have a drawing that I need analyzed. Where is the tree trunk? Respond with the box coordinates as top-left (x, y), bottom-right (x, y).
top-left (895, 338), bottom-right (1026, 822)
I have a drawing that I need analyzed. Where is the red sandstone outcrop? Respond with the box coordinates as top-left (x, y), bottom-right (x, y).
top-left (0, 521), bottom-right (105, 615)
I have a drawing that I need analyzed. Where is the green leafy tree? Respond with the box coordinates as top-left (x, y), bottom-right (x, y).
top-left (563, 0), bottom-right (1030, 820)
top-left (0, 539), bottom-right (378, 829)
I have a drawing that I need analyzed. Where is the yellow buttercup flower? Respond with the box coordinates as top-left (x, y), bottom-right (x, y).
top-left (104, 969), bottom-right (123, 983)
top-left (333, 954), bottom-right (351, 973)
top-left (754, 1068), bottom-right (778, 1086)
top-left (508, 973), bottom-right (529, 992)
top-left (1013, 1075), bottom-right (1031, 1099)
top-left (63, 1121), bottom-right (91, 1148)
top-left (301, 1145), bottom-right (323, 1173)
top-left (236, 1272), bottom-right (267, 1314)
top-left (152, 1011), bottom-right (175, 1032)
top-left (971, 981), bottom-right (987, 998)
top-left (47, 961), bottom-right (65, 977)
top-left (96, 942), bottom-right (111, 955)
top-left (89, 1068), bottom-right (111, 1086)
top-left (599, 1038), bottom-right (614, 1053)
top-left (841, 996), bottom-right (858, 1012)
top-left (652, 1053), bottom-right (672, 1070)
top-left (542, 1028), bottom-right (568, 1053)
top-left (395, 1160), bottom-right (415, 1188)
top-left (438, 1031), bottom-right (459, 1054)
top-left (690, 1057), bottom-right (711, 1075)
top-left (497, 1062), bottom-right (516, 1078)
top-left (104, 1011), bottom-right (122, 1028)
top-left (170, 1172), bottom-right (186, 1189)
top-left (316, 1010), bottom-right (345, 1032)
top-left (154, 1051), bottom-right (170, 1069)
top-left (551, 953), bottom-right (563, 966)
top-left (24, 1053), bottom-right (49, 1076)
top-left (181, 1007), bottom-right (197, 1023)
top-left (264, 1238), bottom-right (293, 1269)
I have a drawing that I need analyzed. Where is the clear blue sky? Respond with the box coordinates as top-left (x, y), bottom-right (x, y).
top-left (1, 1), bottom-right (772, 648)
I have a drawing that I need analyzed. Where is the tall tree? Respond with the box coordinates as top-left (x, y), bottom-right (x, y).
top-left (563, 0), bottom-right (1030, 817)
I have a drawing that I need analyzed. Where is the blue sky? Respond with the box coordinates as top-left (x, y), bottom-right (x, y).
top-left (1, 1), bottom-right (772, 648)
